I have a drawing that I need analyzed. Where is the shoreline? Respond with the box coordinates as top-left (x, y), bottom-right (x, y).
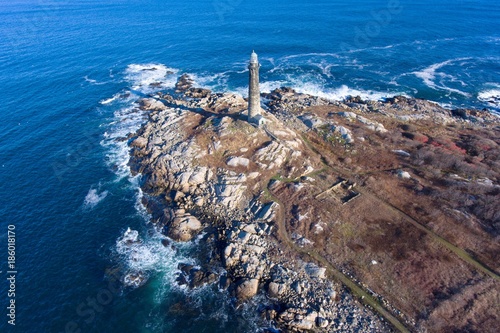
top-left (120, 72), bottom-right (499, 332)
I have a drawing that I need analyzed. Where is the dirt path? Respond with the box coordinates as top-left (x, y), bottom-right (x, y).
top-left (261, 124), bottom-right (498, 333)
top-left (265, 185), bottom-right (412, 333)
top-left (359, 188), bottom-right (500, 281)
top-left (299, 133), bottom-right (500, 281)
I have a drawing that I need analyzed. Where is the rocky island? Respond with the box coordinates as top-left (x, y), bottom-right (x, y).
top-left (118, 54), bottom-right (499, 333)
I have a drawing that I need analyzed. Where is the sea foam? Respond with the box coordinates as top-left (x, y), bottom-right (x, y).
top-left (84, 75), bottom-right (110, 86)
top-left (124, 63), bottom-right (179, 92)
top-left (83, 188), bottom-right (108, 208)
top-left (234, 79), bottom-right (402, 102)
top-left (478, 87), bottom-right (500, 108)
top-left (100, 63), bottom-right (198, 296)
top-left (115, 227), bottom-right (189, 290)
top-left (412, 58), bottom-right (472, 97)
top-left (99, 94), bottom-right (120, 105)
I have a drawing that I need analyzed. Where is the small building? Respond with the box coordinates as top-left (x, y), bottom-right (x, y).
top-left (253, 114), bottom-right (266, 126)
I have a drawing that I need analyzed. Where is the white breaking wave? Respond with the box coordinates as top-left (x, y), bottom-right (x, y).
top-left (99, 93), bottom-right (120, 105)
top-left (412, 58), bottom-right (472, 97)
top-left (100, 63), bottom-right (199, 297)
top-left (103, 64), bottom-right (176, 178)
top-left (233, 78), bottom-right (404, 102)
top-left (308, 60), bottom-right (340, 78)
top-left (226, 55), bottom-right (406, 101)
top-left (101, 105), bottom-right (147, 180)
top-left (188, 71), bottom-right (230, 90)
top-left (83, 188), bottom-right (108, 208)
top-left (124, 63), bottom-right (179, 92)
top-left (101, 64), bottom-right (182, 180)
top-left (84, 75), bottom-right (110, 86)
top-left (97, 61), bottom-right (174, 294)
top-left (478, 87), bottom-right (500, 108)
top-left (116, 227), bottom-right (191, 290)
top-left (293, 82), bottom-right (402, 101)
top-left (259, 80), bottom-right (288, 94)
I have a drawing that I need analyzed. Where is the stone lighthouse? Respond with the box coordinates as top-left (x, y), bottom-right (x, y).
top-left (247, 50), bottom-right (262, 124)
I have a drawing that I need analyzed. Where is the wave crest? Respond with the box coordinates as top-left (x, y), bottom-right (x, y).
top-left (125, 63), bottom-right (179, 92)
top-left (412, 58), bottom-right (472, 97)
top-left (478, 87), bottom-right (500, 109)
top-left (83, 188), bottom-right (108, 208)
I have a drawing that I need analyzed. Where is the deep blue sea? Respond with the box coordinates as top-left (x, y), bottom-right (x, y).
top-left (0, 0), bottom-right (498, 332)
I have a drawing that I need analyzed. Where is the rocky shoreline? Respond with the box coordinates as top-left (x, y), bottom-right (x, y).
top-left (120, 71), bottom-right (499, 332)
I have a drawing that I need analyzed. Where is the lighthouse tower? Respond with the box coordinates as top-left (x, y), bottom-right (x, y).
top-left (248, 51), bottom-right (261, 124)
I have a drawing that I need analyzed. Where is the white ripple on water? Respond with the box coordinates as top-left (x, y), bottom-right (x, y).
top-left (83, 187), bottom-right (108, 209)
top-left (412, 58), bottom-right (472, 97)
top-left (99, 93), bottom-right (120, 105)
top-left (84, 75), bottom-right (113, 86)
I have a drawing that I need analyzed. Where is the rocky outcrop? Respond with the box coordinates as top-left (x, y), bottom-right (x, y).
top-left (185, 87), bottom-right (211, 99)
top-left (176, 263), bottom-right (218, 289)
top-left (168, 210), bottom-right (202, 242)
top-left (227, 156), bottom-right (250, 168)
top-left (175, 73), bottom-right (194, 92)
top-left (138, 97), bottom-right (167, 111)
top-left (235, 278), bottom-right (260, 300)
top-left (126, 89), bottom-right (356, 330)
top-left (175, 74), bottom-right (211, 98)
top-left (124, 74), bottom-right (499, 332)
top-left (203, 92), bottom-right (246, 113)
top-left (127, 93), bottom-right (390, 332)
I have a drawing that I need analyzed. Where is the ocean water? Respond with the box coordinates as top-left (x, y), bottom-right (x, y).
top-left (0, 0), bottom-right (498, 332)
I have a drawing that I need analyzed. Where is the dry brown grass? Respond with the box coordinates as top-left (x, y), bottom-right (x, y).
top-left (268, 104), bottom-right (500, 332)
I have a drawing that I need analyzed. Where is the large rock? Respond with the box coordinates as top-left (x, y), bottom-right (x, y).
top-left (130, 136), bottom-right (148, 149)
top-left (175, 166), bottom-right (212, 192)
top-left (190, 269), bottom-right (217, 288)
top-left (293, 319), bottom-right (315, 331)
top-left (207, 93), bottom-right (246, 113)
top-left (235, 278), bottom-right (259, 301)
top-left (345, 95), bottom-right (366, 104)
top-left (255, 141), bottom-right (289, 170)
top-left (177, 264), bottom-right (218, 289)
top-left (304, 263), bottom-right (327, 279)
top-left (336, 125), bottom-right (354, 143)
top-left (175, 74), bottom-right (193, 92)
top-left (185, 87), bottom-right (211, 99)
top-left (397, 169), bottom-right (411, 179)
top-left (188, 167), bottom-right (210, 185)
top-left (298, 113), bottom-right (325, 129)
top-left (227, 156), bottom-right (250, 168)
top-left (168, 213), bottom-right (202, 242)
top-left (268, 281), bottom-right (287, 298)
top-left (138, 98), bottom-right (167, 111)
